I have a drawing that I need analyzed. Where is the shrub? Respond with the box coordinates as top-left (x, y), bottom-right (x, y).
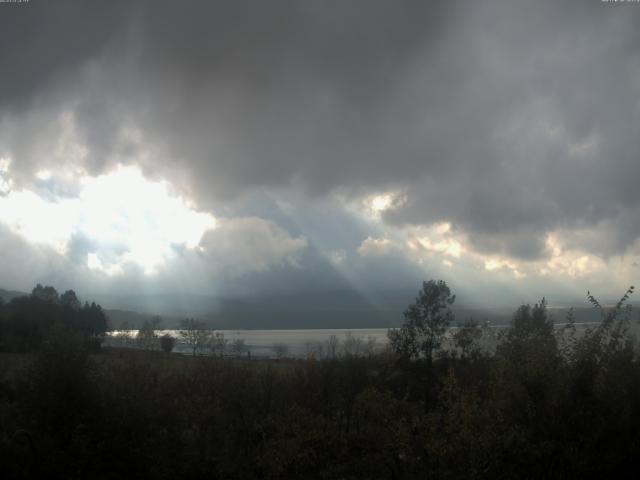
top-left (160, 334), bottom-right (176, 353)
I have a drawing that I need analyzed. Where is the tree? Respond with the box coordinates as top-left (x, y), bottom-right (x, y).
top-left (160, 334), bottom-right (176, 353)
top-left (31, 284), bottom-right (59, 303)
top-left (209, 331), bottom-right (227, 357)
top-left (342, 333), bottom-right (363, 357)
top-left (231, 338), bottom-right (247, 357)
top-left (326, 334), bottom-right (340, 358)
top-left (60, 290), bottom-right (81, 310)
top-left (494, 299), bottom-right (562, 429)
top-left (388, 280), bottom-right (455, 362)
top-left (364, 335), bottom-right (378, 356)
top-left (179, 318), bottom-right (211, 356)
top-left (1, 285), bottom-right (107, 351)
top-left (272, 342), bottom-right (289, 358)
top-left (573, 286), bottom-right (635, 369)
top-left (497, 298), bottom-right (557, 365)
top-left (453, 319), bottom-right (484, 358)
top-left (137, 319), bottom-right (159, 350)
top-left (77, 302), bottom-right (108, 337)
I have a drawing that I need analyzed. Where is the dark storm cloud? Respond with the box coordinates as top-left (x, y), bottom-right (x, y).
top-left (1, 0), bottom-right (640, 261)
top-left (0, 1), bottom-right (130, 108)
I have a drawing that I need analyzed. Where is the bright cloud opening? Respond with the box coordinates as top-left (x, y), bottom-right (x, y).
top-left (0, 165), bottom-right (217, 275)
top-left (0, 157), bottom-right (12, 194)
top-left (362, 190), bottom-right (407, 217)
top-left (407, 223), bottom-right (465, 259)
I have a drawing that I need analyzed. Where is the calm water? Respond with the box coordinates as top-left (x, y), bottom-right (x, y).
top-left (106, 328), bottom-right (392, 357)
top-left (105, 322), bottom-right (602, 358)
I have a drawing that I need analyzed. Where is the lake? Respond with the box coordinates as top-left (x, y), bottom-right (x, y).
top-left (107, 328), bottom-right (391, 357)
top-left (105, 322), bottom-right (603, 358)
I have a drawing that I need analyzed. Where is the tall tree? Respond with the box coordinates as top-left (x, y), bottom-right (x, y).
top-left (388, 280), bottom-right (455, 362)
top-left (31, 284), bottom-right (59, 303)
top-left (60, 290), bottom-right (81, 310)
top-left (179, 318), bottom-right (211, 356)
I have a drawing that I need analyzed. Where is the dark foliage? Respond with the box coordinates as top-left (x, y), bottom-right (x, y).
top-left (388, 280), bottom-right (455, 362)
top-left (160, 334), bottom-right (176, 353)
top-left (2, 281), bottom-right (640, 479)
top-left (0, 285), bottom-right (107, 352)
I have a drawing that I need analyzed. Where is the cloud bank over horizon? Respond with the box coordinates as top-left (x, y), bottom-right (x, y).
top-left (1, 0), bottom-right (639, 314)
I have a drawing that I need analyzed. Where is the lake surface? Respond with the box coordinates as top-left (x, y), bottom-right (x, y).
top-left (107, 328), bottom-right (391, 357)
top-left (105, 322), bottom-right (603, 358)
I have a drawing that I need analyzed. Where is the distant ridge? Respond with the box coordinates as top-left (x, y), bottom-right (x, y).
top-left (0, 287), bottom-right (612, 330)
top-left (93, 292), bottom-right (609, 330)
top-left (0, 288), bottom-right (27, 303)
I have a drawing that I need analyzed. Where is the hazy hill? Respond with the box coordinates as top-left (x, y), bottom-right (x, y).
top-left (0, 287), bottom-right (622, 330)
top-left (95, 291), bottom-right (612, 330)
top-left (0, 288), bottom-right (27, 303)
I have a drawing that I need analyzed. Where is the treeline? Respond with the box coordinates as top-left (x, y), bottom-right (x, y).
top-left (0, 284), bottom-right (107, 352)
top-left (2, 280), bottom-right (640, 478)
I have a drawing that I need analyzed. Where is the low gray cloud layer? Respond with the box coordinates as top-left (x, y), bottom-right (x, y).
top-left (0, 0), bottom-right (639, 312)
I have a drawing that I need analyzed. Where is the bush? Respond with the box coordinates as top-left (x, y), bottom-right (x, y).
top-left (160, 334), bottom-right (176, 353)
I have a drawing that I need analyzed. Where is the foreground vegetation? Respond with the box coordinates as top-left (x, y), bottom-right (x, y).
top-left (1, 282), bottom-right (640, 479)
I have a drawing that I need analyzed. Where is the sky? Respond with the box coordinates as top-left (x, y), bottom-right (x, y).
top-left (0, 0), bottom-right (639, 321)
